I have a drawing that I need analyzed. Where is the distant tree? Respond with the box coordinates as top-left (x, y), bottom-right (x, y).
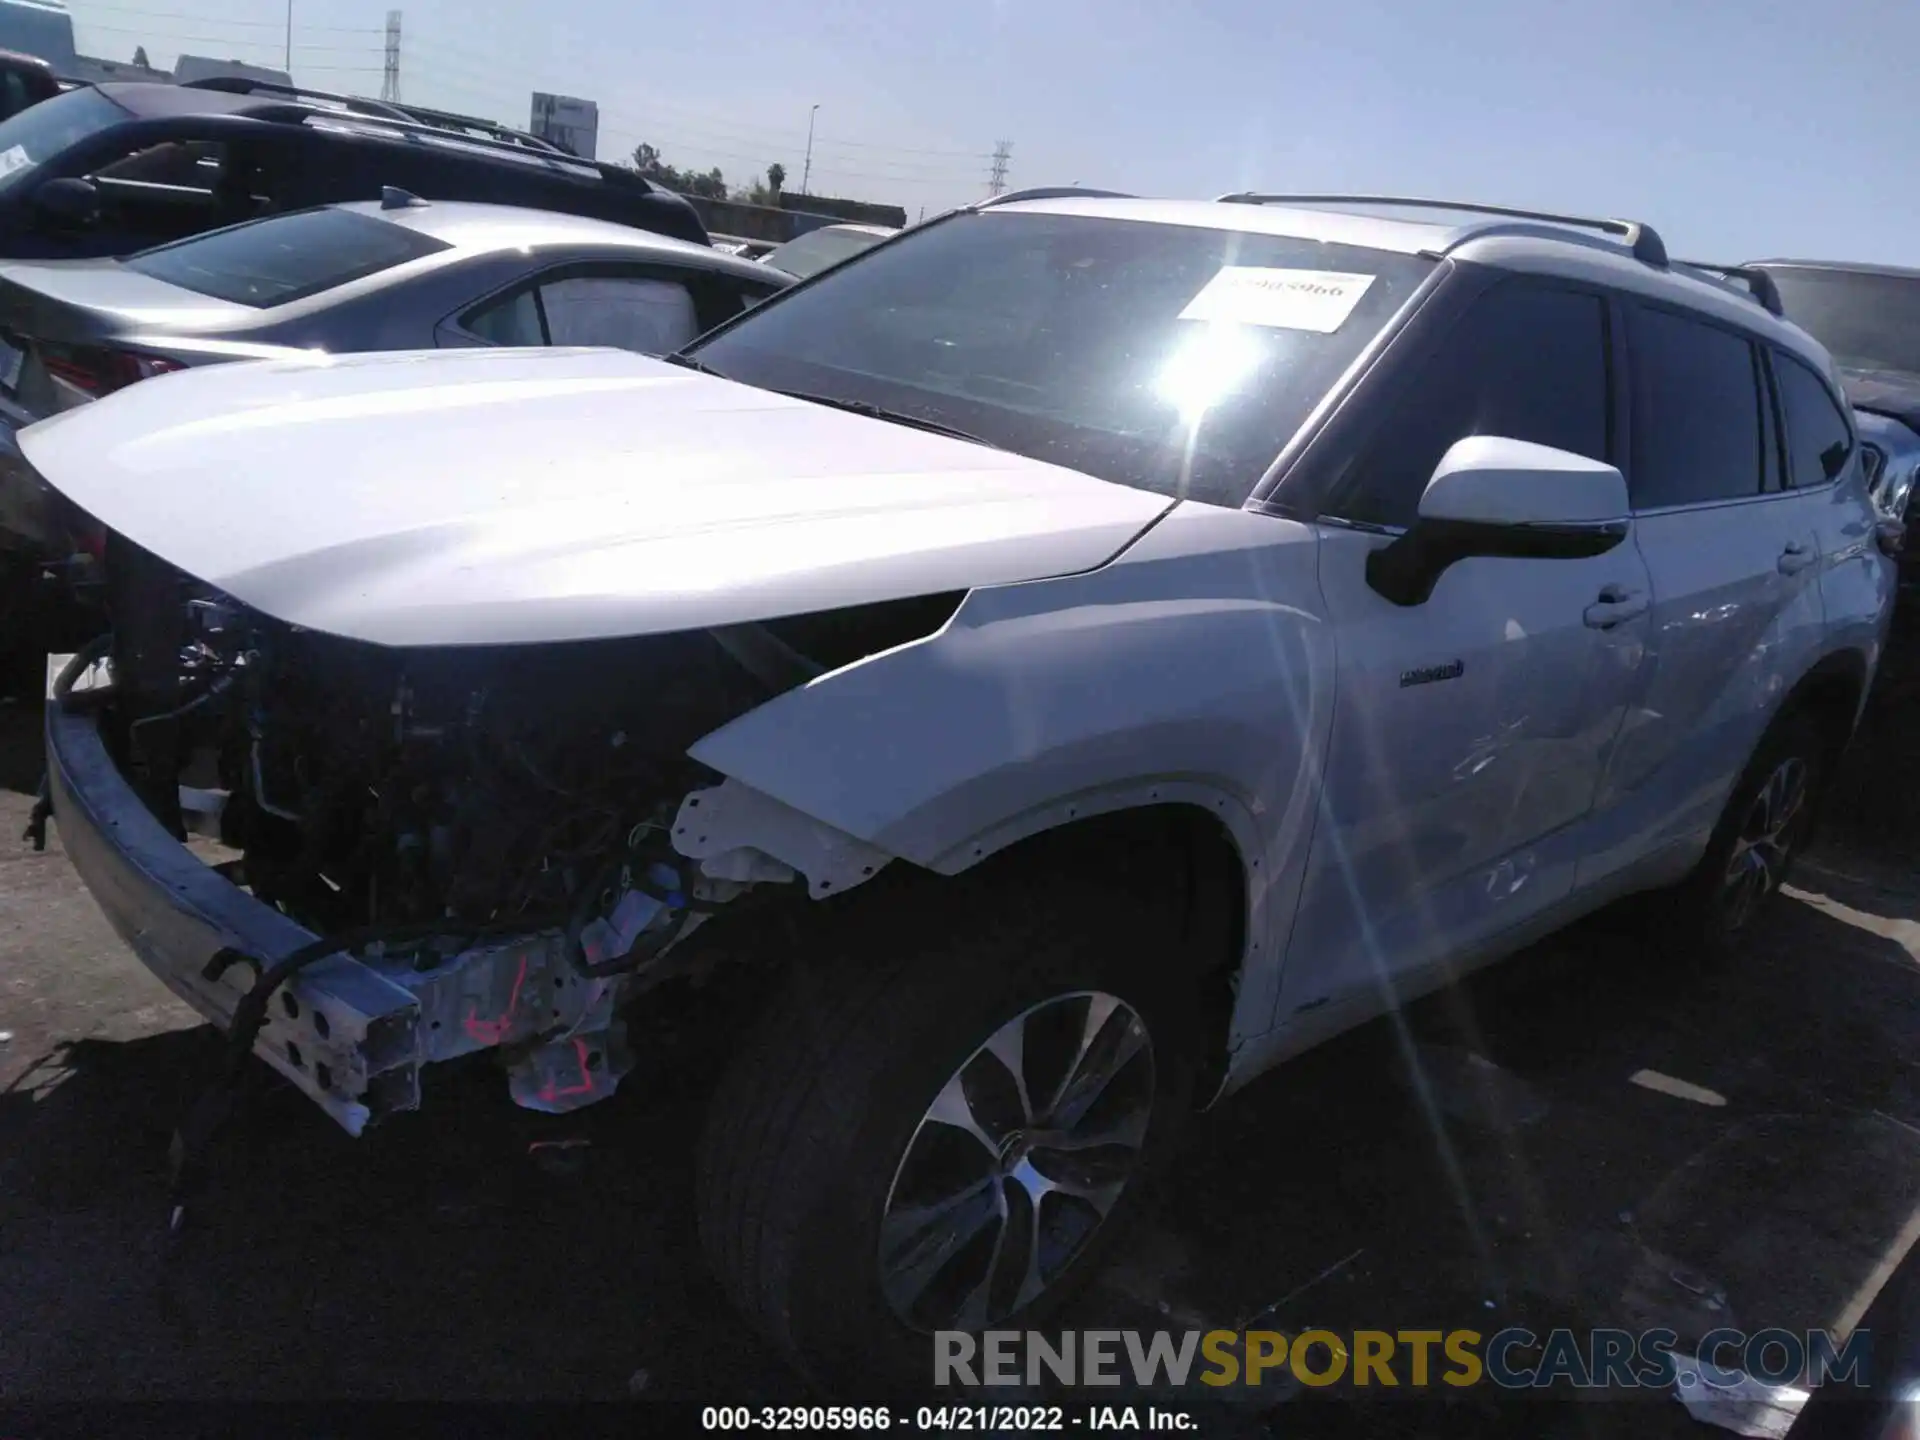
top-left (681, 165), bottom-right (728, 200)
top-left (132, 45), bottom-right (150, 67)
top-left (630, 142), bottom-right (669, 181)
top-left (766, 162), bottom-right (785, 195)
top-left (628, 141), bottom-right (730, 200)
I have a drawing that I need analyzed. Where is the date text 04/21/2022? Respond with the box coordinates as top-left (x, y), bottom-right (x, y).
top-left (699, 1405), bottom-right (1199, 1431)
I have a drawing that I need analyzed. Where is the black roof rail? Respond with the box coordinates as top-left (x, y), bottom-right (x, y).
top-left (1215, 192), bottom-right (1669, 269)
top-left (593, 162), bottom-right (665, 191)
top-left (298, 110), bottom-right (603, 176)
top-left (178, 74), bottom-right (414, 120)
top-left (381, 101), bottom-right (562, 153)
top-left (182, 78), bottom-right (567, 155)
top-left (977, 186), bottom-right (1135, 209)
top-left (1674, 260), bottom-right (1785, 317)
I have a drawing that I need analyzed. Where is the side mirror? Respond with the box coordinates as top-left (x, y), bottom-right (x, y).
top-left (33, 176), bottom-right (100, 229)
top-left (1365, 435), bottom-right (1631, 607)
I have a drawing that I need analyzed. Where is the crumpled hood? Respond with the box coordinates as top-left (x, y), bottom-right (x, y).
top-left (19, 346), bottom-right (1174, 646)
top-left (1841, 365), bottom-right (1920, 433)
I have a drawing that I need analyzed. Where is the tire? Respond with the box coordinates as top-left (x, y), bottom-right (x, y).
top-left (1664, 707), bottom-right (1829, 965)
top-left (695, 866), bottom-right (1201, 1396)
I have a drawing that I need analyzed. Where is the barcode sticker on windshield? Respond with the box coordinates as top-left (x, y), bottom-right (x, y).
top-left (0, 145), bottom-right (29, 179)
top-left (1178, 267), bottom-right (1377, 333)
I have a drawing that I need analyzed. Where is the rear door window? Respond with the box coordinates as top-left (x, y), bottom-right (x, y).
top-left (121, 206), bottom-right (452, 307)
top-left (462, 270), bottom-right (710, 355)
top-left (541, 275), bottom-right (701, 352)
top-left (97, 139), bottom-right (222, 189)
top-left (1628, 306), bottom-right (1766, 509)
top-left (1773, 351), bottom-right (1856, 488)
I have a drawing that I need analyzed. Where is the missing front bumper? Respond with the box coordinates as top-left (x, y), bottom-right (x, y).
top-left (43, 644), bottom-right (640, 1135)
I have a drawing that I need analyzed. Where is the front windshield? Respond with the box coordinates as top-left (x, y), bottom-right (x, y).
top-left (1765, 266), bottom-right (1920, 376)
top-left (690, 209), bottom-right (1434, 507)
top-left (0, 85), bottom-right (125, 199)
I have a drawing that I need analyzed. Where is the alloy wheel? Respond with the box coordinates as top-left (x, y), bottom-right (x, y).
top-left (877, 990), bottom-right (1156, 1332)
top-left (1720, 755), bottom-right (1812, 933)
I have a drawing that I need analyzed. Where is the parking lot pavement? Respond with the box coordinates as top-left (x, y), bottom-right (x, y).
top-left (6, 688), bottom-right (1920, 1434)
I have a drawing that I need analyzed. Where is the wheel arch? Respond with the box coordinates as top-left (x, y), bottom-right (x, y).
top-left (676, 775), bottom-right (1268, 1106)
top-left (939, 796), bottom-right (1256, 1099)
top-left (1780, 644), bottom-right (1872, 765)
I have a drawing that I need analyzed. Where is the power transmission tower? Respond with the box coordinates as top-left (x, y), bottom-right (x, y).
top-left (988, 140), bottom-right (1012, 197)
top-left (381, 10), bottom-right (402, 103)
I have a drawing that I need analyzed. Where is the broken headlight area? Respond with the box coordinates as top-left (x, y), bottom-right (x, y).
top-left (86, 534), bottom-right (956, 1128)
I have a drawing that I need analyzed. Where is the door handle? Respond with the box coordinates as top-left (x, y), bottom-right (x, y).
top-left (1583, 585), bottom-right (1648, 629)
top-left (1778, 540), bottom-right (1817, 576)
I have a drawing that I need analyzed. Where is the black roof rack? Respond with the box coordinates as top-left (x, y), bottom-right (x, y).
top-left (181, 76), bottom-right (572, 161)
top-left (1214, 192), bottom-right (1669, 269)
top-left (381, 101), bottom-right (562, 154)
top-left (1674, 261), bottom-right (1784, 317)
top-left (179, 74), bottom-right (413, 119)
top-left (297, 110), bottom-right (602, 176)
top-left (977, 186), bottom-right (1135, 209)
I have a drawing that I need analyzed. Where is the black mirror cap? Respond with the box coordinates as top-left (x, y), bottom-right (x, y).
top-left (1365, 516), bottom-right (1630, 607)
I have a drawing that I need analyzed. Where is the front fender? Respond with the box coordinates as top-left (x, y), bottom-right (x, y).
top-left (687, 502), bottom-right (1337, 1047)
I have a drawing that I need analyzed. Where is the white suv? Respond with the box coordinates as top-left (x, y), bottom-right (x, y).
top-left (24, 191), bottom-right (1897, 1391)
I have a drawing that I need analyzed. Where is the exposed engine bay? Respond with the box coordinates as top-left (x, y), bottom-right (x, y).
top-left (75, 529), bottom-right (958, 1127)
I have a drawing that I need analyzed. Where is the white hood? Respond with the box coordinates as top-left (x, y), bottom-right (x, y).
top-left (20, 347), bottom-right (1174, 646)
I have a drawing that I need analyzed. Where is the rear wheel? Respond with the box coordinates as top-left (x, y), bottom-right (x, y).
top-left (695, 870), bottom-right (1199, 1395)
top-left (1666, 709), bottom-right (1828, 963)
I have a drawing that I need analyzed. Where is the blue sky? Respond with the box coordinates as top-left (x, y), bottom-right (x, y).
top-left (69, 0), bottom-right (1920, 262)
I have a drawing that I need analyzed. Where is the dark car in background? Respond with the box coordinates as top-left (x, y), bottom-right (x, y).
top-left (0, 78), bottom-right (709, 262)
top-left (1749, 260), bottom-right (1920, 569)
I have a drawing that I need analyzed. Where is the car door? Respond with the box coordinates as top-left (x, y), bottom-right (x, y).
top-left (1275, 277), bottom-right (1654, 1021)
top-left (1575, 304), bottom-right (1828, 890)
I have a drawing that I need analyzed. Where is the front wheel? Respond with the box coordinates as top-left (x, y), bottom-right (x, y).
top-left (695, 872), bottom-right (1199, 1395)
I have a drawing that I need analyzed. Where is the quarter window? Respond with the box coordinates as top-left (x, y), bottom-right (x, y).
top-left (465, 287), bottom-right (542, 346)
top-left (1774, 351), bottom-right (1855, 488)
top-left (1335, 282), bottom-right (1609, 528)
top-left (1629, 307), bottom-right (1764, 508)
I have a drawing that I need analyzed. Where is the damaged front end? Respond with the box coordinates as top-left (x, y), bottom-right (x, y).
top-left (48, 531), bottom-right (941, 1136)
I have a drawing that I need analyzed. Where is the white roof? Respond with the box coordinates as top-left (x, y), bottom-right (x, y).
top-left (994, 194), bottom-right (1836, 376)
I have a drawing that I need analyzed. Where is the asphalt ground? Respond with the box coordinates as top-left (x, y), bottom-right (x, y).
top-left (5, 613), bottom-right (1920, 1436)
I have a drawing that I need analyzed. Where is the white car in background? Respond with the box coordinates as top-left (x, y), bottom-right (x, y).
top-left (759, 219), bottom-right (896, 278)
top-left (23, 190), bottom-right (1897, 1392)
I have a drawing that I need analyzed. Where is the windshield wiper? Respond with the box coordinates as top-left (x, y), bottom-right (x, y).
top-left (662, 358), bottom-right (1001, 450)
top-left (662, 352), bottom-right (726, 376)
top-left (771, 389), bottom-right (1001, 450)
